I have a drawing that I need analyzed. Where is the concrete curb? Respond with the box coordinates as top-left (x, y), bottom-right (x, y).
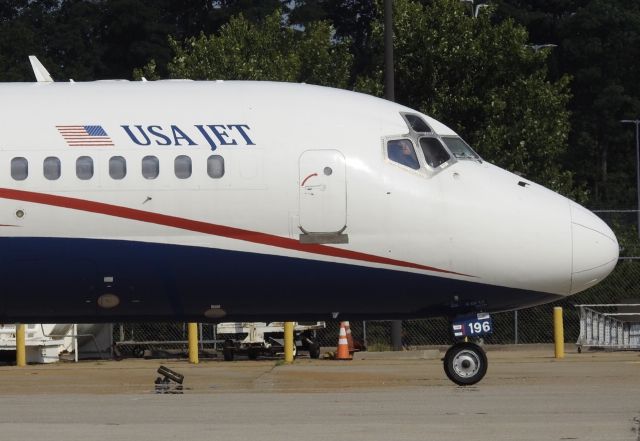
top-left (353, 349), bottom-right (441, 360)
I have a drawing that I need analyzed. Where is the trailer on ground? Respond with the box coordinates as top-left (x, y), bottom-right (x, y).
top-left (575, 304), bottom-right (640, 352)
top-left (216, 321), bottom-right (326, 360)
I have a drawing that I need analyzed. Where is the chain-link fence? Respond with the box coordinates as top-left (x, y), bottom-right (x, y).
top-left (111, 259), bottom-right (640, 356)
top-left (114, 322), bottom-right (220, 357)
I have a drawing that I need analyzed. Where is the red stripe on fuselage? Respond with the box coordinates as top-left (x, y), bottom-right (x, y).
top-left (0, 188), bottom-right (472, 277)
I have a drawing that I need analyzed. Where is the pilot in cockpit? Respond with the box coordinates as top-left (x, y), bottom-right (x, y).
top-left (388, 139), bottom-right (420, 170)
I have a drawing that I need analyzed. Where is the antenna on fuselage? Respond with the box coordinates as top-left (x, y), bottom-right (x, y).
top-left (28, 55), bottom-right (54, 82)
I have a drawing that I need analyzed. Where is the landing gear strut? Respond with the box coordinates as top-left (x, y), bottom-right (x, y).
top-left (443, 341), bottom-right (487, 386)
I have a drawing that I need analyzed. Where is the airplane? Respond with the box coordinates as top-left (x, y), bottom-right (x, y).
top-left (0, 57), bottom-right (618, 385)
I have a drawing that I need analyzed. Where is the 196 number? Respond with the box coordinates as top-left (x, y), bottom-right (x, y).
top-left (467, 321), bottom-right (491, 334)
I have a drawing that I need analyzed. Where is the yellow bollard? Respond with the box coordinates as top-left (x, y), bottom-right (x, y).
top-left (284, 321), bottom-right (294, 363)
top-left (16, 323), bottom-right (26, 367)
top-left (188, 322), bottom-right (199, 364)
top-left (553, 307), bottom-right (564, 359)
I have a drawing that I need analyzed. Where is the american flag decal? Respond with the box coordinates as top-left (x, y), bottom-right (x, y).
top-left (56, 125), bottom-right (114, 146)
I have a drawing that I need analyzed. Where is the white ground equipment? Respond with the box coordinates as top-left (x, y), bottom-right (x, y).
top-left (0, 323), bottom-right (111, 363)
top-left (216, 321), bottom-right (325, 360)
top-left (0, 324), bottom-right (71, 363)
top-left (576, 304), bottom-right (640, 352)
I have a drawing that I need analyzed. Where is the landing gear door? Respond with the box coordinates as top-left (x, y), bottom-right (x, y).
top-left (298, 150), bottom-right (348, 243)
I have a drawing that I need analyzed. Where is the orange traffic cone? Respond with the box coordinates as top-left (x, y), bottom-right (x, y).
top-left (344, 321), bottom-right (356, 353)
top-left (336, 322), bottom-right (352, 360)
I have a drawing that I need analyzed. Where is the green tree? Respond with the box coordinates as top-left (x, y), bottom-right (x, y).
top-left (496, 1), bottom-right (640, 210)
top-left (491, 0), bottom-right (640, 255)
top-left (559, 1), bottom-right (640, 208)
top-left (357, 0), bottom-right (578, 198)
top-left (0, 0), bottom-right (59, 81)
top-left (0, 0), bottom-right (283, 82)
top-left (287, 0), bottom-right (377, 85)
top-left (162, 10), bottom-right (352, 88)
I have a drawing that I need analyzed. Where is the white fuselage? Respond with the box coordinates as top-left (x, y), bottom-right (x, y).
top-left (0, 81), bottom-right (618, 322)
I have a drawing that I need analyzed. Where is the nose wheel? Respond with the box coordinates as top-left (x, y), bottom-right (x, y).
top-left (443, 342), bottom-right (487, 386)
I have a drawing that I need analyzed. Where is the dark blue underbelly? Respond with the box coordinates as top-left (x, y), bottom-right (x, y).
top-left (0, 238), bottom-right (561, 322)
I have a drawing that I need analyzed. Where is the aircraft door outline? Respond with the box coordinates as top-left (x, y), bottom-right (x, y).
top-left (298, 149), bottom-right (348, 244)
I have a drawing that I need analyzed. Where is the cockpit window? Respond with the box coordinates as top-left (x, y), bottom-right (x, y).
top-left (441, 136), bottom-right (481, 160)
top-left (387, 139), bottom-right (420, 170)
top-left (404, 114), bottom-right (432, 133)
top-left (420, 137), bottom-right (451, 168)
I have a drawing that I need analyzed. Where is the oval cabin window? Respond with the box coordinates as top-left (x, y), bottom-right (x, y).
top-left (109, 156), bottom-right (127, 180)
top-left (11, 157), bottom-right (28, 181)
top-left (174, 155), bottom-right (192, 179)
top-left (207, 155), bottom-right (225, 179)
top-left (76, 156), bottom-right (94, 180)
top-left (142, 155), bottom-right (159, 179)
top-left (43, 156), bottom-right (61, 180)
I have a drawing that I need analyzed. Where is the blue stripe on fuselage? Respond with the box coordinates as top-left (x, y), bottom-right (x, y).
top-left (0, 237), bottom-right (561, 322)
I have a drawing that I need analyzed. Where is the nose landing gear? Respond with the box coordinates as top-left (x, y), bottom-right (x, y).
top-left (443, 341), bottom-right (487, 386)
top-left (443, 313), bottom-right (492, 385)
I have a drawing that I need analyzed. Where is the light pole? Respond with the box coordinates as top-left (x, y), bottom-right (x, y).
top-left (459, 0), bottom-right (488, 17)
top-left (384, 0), bottom-right (394, 102)
top-left (621, 119), bottom-right (640, 239)
top-left (383, 0), bottom-right (402, 351)
top-left (460, 0), bottom-right (474, 15)
top-left (527, 44), bottom-right (558, 52)
top-left (474, 4), bottom-right (489, 17)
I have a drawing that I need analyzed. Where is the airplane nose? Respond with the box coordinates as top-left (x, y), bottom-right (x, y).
top-left (570, 202), bottom-right (619, 294)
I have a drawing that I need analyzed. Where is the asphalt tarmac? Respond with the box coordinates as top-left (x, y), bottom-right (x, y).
top-left (0, 345), bottom-right (638, 441)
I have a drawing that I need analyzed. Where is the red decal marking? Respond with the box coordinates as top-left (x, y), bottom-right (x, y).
top-left (301, 173), bottom-right (318, 187)
top-left (0, 188), bottom-right (473, 277)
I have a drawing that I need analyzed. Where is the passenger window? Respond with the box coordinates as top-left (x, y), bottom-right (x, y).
top-left (109, 156), bottom-right (126, 180)
top-left (387, 139), bottom-right (420, 170)
top-left (420, 137), bottom-right (451, 168)
top-left (43, 157), bottom-right (61, 180)
top-left (174, 155), bottom-right (192, 179)
top-left (404, 114), bottom-right (431, 133)
top-left (142, 156), bottom-right (159, 179)
top-left (11, 157), bottom-right (28, 181)
top-left (207, 155), bottom-right (225, 178)
top-left (76, 156), bottom-right (94, 180)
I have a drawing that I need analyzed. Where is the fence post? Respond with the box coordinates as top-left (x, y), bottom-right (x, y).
top-left (73, 323), bottom-right (79, 363)
top-left (392, 320), bottom-right (402, 350)
top-left (362, 321), bottom-right (367, 349)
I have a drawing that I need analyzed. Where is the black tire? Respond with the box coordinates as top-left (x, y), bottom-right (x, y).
top-left (222, 339), bottom-right (235, 361)
top-left (443, 342), bottom-right (488, 386)
top-left (308, 342), bottom-right (321, 359)
top-left (222, 348), bottom-right (234, 361)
